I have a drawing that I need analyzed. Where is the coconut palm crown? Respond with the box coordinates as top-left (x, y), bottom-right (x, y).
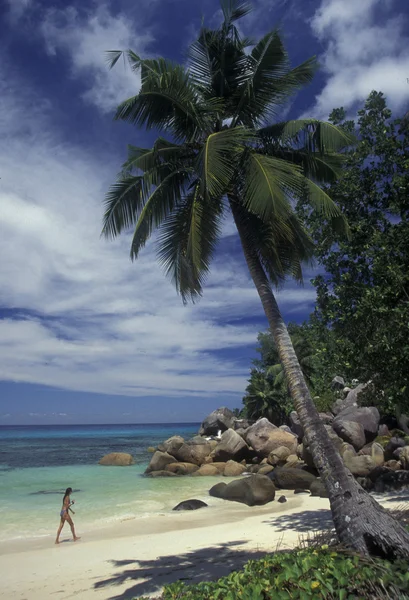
top-left (102, 0), bottom-right (351, 303)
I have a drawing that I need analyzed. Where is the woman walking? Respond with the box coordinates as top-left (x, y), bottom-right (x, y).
top-left (55, 487), bottom-right (80, 544)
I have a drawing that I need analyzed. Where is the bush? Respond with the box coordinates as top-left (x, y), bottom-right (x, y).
top-left (142, 547), bottom-right (409, 600)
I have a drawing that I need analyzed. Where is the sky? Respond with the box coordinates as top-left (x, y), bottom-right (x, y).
top-left (0, 0), bottom-right (408, 425)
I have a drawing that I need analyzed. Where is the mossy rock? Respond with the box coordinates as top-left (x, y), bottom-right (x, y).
top-left (373, 435), bottom-right (392, 448)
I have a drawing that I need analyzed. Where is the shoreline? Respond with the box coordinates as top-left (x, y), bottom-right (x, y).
top-left (0, 494), bottom-right (327, 600)
top-left (0, 492), bottom-right (407, 599)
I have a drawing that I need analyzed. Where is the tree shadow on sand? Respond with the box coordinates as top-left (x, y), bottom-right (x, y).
top-left (93, 540), bottom-right (268, 599)
top-left (263, 509), bottom-right (333, 533)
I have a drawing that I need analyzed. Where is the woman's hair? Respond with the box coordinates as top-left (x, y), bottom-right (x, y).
top-left (63, 487), bottom-right (73, 501)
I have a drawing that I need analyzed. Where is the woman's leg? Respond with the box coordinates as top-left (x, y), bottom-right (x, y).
top-left (66, 515), bottom-right (80, 541)
top-left (55, 518), bottom-right (65, 544)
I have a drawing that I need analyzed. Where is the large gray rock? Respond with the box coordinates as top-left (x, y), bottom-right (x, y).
top-left (145, 451), bottom-right (176, 473)
top-left (223, 461), bottom-right (247, 477)
top-left (332, 419), bottom-right (366, 451)
top-left (173, 499), bottom-right (208, 511)
top-left (399, 446), bottom-right (409, 470)
top-left (233, 418), bottom-right (254, 431)
top-left (331, 376), bottom-right (345, 390)
top-left (310, 480), bottom-right (329, 498)
top-left (268, 467), bottom-right (317, 490)
top-left (217, 474), bottom-right (276, 506)
top-left (165, 462), bottom-right (199, 475)
top-left (98, 452), bottom-right (135, 466)
top-left (173, 438), bottom-right (213, 466)
top-left (209, 482), bottom-right (227, 498)
top-left (199, 407), bottom-right (236, 436)
top-left (332, 383), bottom-right (367, 415)
top-left (344, 454), bottom-right (375, 476)
top-left (210, 428), bottom-right (249, 462)
top-left (384, 437), bottom-right (407, 461)
top-left (334, 406), bottom-right (380, 442)
top-left (157, 436), bottom-right (184, 455)
top-left (245, 419), bottom-right (297, 457)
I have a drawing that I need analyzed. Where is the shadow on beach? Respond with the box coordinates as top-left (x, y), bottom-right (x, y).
top-left (263, 508), bottom-right (333, 532)
top-left (93, 540), bottom-right (267, 599)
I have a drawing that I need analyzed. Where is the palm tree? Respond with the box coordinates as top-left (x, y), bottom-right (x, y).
top-left (103, 0), bottom-right (409, 556)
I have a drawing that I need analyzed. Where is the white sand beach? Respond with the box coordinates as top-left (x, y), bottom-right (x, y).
top-left (0, 491), bottom-right (406, 600)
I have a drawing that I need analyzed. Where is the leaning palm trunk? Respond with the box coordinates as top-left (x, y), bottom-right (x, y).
top-left (230, 198), bottom-right (409, 559)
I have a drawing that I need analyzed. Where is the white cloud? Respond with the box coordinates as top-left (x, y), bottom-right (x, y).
top-left (305, 0), bottom-right (409, 118)
top-left (0, 67), bottom-right (315, 401)
top-left (5, 0), bottom-right (32, 22)
top-left (40, 4), bottom-right (153, 113)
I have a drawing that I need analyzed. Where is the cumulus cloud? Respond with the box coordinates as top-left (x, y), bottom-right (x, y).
top-left (40, 4), bottom-right (153, 113)
top-left (5, 0), bottom-right (32, 22)
top-left (0, 67), bottom-right (315, 400)
top-left (304, 0), bottom-right (409, 118)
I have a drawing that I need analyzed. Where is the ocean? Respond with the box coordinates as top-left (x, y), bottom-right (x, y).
top-left (0, 423), bottom-right (222, 543)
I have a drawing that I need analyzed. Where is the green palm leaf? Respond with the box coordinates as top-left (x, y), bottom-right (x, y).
top-left (123, 139), bottom-right (193, 174)
top-left (102, 176), bottom-right (147, 239)
top-left (259, 119), bottom-right (356, 152)
top-left (241, 152), bottom-right (304, 222)
top-left (197, 127), bottom-right (252, 199)
top-left (129, 168), bottom-right (192, 260)
top-left (305, 178), bottom-right (350, 237)
top-left (156, 188), bottom-right (223, 301)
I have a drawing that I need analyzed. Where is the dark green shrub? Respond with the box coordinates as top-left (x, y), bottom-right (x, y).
top-left (142, 547), bottom-right (409, 600)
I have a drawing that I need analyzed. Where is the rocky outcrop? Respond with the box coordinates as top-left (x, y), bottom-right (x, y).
top-left (157, 436), bottom-right (184, 455)
top-left (223, 460), bottom-right (247, 477)
top-left (268, 467), bottom-right (317, 490)
top-left (310, 480), bottom-right (329, 498)
top-left (332, 419), bottom-right (366, 451)
top-left (210, 429), bottom-right (249, 462)
top-left (343, 453), bottom-right (375, 477)
top-left (332, 382), bottom-right (367, 415)
top-left (334, 406), bottom-right (380, 442)
top-left (145, 451), bottom-right (176, 473)
top-left (165, 462), bottom-right (199, 475)
top-left (267, 446), bottom-right (291, 466)
top-left (193, 464), bottom-right (221, 476)
top-left (172, 499), bottom-right (208, 511)
top-left (214, 474), bottom-right (276, 506)
top-left (331, 376), bottom-right (345, 390)
top-left (98, 452), bottom-right (135, 466)
top-left (245, 419), bottom-right (297, 457)
top-left (289, 412), bottom-right (303, 440)
top-left (199, 407), bottom-right (236, 436)
top-left (173, 438), bottom-right (213, 465)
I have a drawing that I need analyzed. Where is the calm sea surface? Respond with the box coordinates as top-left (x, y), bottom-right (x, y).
top-left (0, 423), bottom-right (220, 542)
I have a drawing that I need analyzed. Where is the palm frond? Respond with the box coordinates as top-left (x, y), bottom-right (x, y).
top-left (259, 119), bottom-right (356, 152)
top-left (102, 176), bottom-right (147, 239)
top-left (129, 168), bottom-right (192, 260)
top-left (157, 187), bottom-right (224, 302)
top-left (114, 61), bottom-right (217, 141)
top-left (305, 178), bottom-right (350, 237)
top-left (221, 0), bottom-right (253, 25)
top-left (241, 152), bottom-right (304, 222)
top-left (198, 127), bottom-right (252, 199)
top-left (123, 139), bottom-right (193, 174)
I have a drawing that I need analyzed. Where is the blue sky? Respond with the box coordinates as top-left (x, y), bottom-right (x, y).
top-left (1, 0), bottom-right (408, 425)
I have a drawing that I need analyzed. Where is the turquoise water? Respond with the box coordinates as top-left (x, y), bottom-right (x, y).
top-left (0, 423), bottom-right (220, 542)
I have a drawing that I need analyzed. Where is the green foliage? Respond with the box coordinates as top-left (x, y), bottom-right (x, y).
top-left (140, 548), bottom-right (409, 599)
top-left (298, 91), bottom-right (409, 415)
top-left (104, 0), bottom-right (352, 304)
top-left (242, 324), bottom-right (316, 423)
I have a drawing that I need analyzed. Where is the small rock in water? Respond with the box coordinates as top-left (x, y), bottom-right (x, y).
top-left (277, 495), bottom-right (287, 503)
top-left (172, 499), bottom-right (208, 511)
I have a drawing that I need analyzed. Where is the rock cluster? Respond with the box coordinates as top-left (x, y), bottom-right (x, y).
top-left (101, 384), bottom-right (409, 506)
